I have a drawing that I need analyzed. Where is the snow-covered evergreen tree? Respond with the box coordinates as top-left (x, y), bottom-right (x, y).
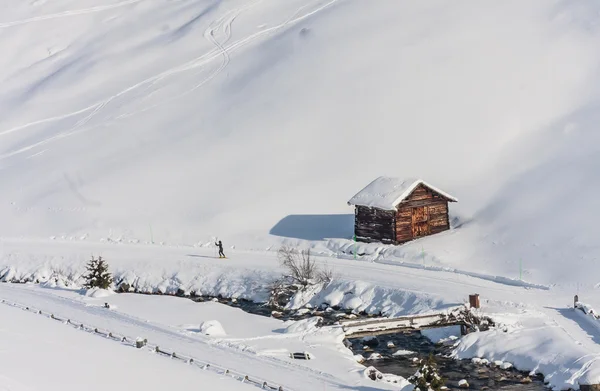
top-left (83, 256), bottom-right (113, 289)
top-left (409, 354), bottom-right (446, 391)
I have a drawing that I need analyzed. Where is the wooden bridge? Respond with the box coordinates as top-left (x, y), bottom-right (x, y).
top-left (339, 308), bottom-right (489, 338)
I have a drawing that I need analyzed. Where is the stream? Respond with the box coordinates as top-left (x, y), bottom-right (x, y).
top-left (347, 331), bottom-right (548, 391)
top-left (191, 295), bottom-right (549, 391)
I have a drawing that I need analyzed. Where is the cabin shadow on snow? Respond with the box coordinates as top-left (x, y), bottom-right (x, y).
top-left (270, 214), bottom-right (354, 241)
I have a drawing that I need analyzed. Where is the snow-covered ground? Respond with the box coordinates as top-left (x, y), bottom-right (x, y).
top-left (2, 0), bottom-right (600, 389)
top-left (3, 239), bottom-right (600, 389)
top-left (1, 0), bottom-right (600, 288)
top-left (0, 298), bottom-right (253, 391)
top-left (0, 282), bottom-right (413, 391)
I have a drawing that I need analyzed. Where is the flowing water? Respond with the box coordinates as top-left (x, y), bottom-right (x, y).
top-left (347, 331), bottom-right (548, 391)
top-left (191, 295), bottom-right (549, 391)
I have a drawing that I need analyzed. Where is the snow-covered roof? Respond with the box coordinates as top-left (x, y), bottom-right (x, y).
top-left (347, 177), bottom-right (457, 210)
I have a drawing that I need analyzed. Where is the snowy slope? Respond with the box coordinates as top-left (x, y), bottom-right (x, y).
top-left (1, 0), bottom-right (600, 287)
top-left (0, 300), bottom-right (254, 391)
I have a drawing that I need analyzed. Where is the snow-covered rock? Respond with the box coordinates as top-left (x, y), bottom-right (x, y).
top-left (421, 326), bottom-right (461, 344)
top-left (367, 353), bottom-right (383, 360)
top-left (282, 318), bottom-right (322, 334)
top-left (84, 288), bottom-right (115, 298)
top-left (393, 350), bottom-right (416, 356)
top-left (364, 366), bottom-right (413, 389)
top-left (198, 320), bottom-right (226, 337)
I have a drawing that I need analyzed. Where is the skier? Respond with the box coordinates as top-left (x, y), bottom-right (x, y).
top-left (215, 240), bottom-right (225, 258)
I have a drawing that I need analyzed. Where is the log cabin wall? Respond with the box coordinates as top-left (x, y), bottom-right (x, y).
top-left (395, 184), bottom-right (450, 244)
top-left (355, 206), bottom-right (396, 244)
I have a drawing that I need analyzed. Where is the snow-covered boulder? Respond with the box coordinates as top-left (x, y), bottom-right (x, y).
top-left (198, 320), bottom-right (226, 337)
top-left (368, 353), bottom-right (383, 360)
top-left (85, 288), bottom-right (115, 298)
top-left (364, 366), bottom-right (413, 389)
top-left (283, 317), bottom-right (322, 334)
top-left (393, 349), bottom-right (416, 356)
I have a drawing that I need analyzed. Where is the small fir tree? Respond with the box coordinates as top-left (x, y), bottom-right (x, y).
top-left (409, 354), bottom-right (446, 391)
top-left (83, 256), bottom-right (113, 289)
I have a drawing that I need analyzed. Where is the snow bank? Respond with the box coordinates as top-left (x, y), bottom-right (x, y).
top-left (282, 317), bottom-right (322, 334)
top-left (290, 279), bottom-right (453, 317)
top-left (575, 302), bottom-right (599, 318)
top-left (0, 255), bottom-right (276, 303)
top-left (453, 317), bottom-right (600, 390)
top-left (84, 288), bottom-right (115, 298)
top-left (363, 366), bottom-right (414, 390)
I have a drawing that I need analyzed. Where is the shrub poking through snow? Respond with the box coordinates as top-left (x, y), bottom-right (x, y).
top-left (278, 246), bottom-right (333, 286)
top-left (268, 246), bottom-right (336, 309)
top-left (409, 354), bottom-right (446, 391)
top-left (83, 256), bottom-right (113, 290)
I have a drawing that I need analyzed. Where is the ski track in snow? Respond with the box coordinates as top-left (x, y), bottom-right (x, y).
top-left (0, 0), bottom-right (340, 159)
top-left (0, 0), bottom-right (147, 29)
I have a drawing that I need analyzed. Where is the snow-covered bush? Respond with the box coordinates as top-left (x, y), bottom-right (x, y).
top-left (268, 247), bottom-right (336, 308)
top-left (83, 256), bottom-right (113, 290)
top-left (278, 246), bottom-right (332, 286)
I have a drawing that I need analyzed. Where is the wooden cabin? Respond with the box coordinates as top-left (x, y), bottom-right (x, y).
top-left (348, 177), bottom-right (457, 245)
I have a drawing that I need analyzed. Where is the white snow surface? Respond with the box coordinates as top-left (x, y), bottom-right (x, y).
top-left (347, 177), bottom-right (458, 210)
top-left (3, 240), bottom-right (600, 389)
top-left (0, 283), bottom-right (409, 391)
top-left (0, 0), bottom-right (600, 289)
top-left (454, 309), bottom-right (600, 389)
top-left (2, 0), bottom-right (600, 389)
top-left (0, 299), bottom-right (252, 391)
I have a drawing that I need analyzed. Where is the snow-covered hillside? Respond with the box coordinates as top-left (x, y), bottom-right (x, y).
top-left (2, 1), bottom-right (600, 283)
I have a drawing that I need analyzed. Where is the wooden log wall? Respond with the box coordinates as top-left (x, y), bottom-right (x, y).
top-left (355, 206), bottom-right (396, 244)
top-left (395, 184), bottom-right (450, 243)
